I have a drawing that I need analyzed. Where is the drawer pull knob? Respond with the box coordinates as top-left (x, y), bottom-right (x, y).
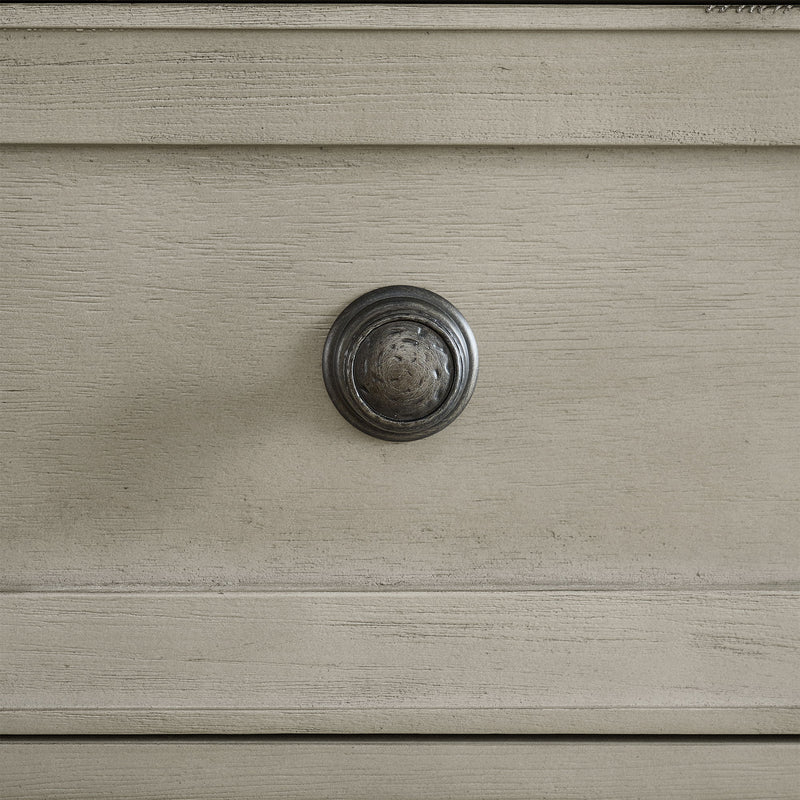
top-left (323, 286), bottom-right (478, 441)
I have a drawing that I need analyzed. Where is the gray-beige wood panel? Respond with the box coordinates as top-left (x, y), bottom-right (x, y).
top-left (2, 29), bottom-right (799, 144)
top-left (1, 591), bottom-right (797, 734)
top-left (2, 738), bottom-right (799, 800)
top-left (1, 15), bottom-right (798, 800)
top-left (3, 146), bottom-right (797, 592)
top-left (3, 4), bottom-right (800, 30)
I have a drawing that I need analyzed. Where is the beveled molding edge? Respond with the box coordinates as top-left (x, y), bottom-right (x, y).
top-left (2, 4), bottom-right (800, 30)
top-left (2, 707), bottom-right (799, 735)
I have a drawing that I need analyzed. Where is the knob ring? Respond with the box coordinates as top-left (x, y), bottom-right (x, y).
top-left (323, 286), bottom-right (478, 442)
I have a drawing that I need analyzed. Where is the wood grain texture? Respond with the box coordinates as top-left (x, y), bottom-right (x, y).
top-left (2, 146), bottom-right (798, 591)
top-left (3, 708), bottom-right (799, 736)
top-left (1, 591), bottom-right (798, 733)
top-left (3, 738), bottom-right (800, 800)
top-left (2, 30), bottom-right (800, 144)
top-left (4, 4), bottom-right (800, 31)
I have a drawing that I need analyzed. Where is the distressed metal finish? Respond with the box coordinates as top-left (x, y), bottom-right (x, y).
top-left (354, 321), bottom-right (454, 421)
top-left (323, 286), bottom-right (477, 441)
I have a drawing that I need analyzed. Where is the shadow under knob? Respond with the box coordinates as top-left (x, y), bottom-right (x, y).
top-left (323, 286), bottom-right (478, 441)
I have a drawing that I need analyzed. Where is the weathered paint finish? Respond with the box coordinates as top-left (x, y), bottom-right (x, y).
top-left (1, 591), bottom-right (798, 733)
top-left (2, 146), bottom-right (798, 591)
top-left (3, 3), bottom-right (800, 30)
top-left (2, 8), bottom-right (798, 781)
top-left (3, 739), bottom-right (800, 800)
top-left (2, 30), bottom-right (800, 144)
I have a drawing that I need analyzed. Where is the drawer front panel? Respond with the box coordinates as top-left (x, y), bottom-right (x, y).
top-left (2, 146), bottom-right (798, 591)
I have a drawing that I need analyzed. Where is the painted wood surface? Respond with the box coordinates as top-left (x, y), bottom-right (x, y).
top-left (0, 3), bottom-right (800, 30)
top-left (2, 8), bottom-right (799, 745)
top-left (4, 708), bottom-right (799, 736)
top-left (2, 146), bottom-right (798, 592)
top-left (2, 591), bottom-right (798, 733)
top-left (3, 4), bottom-right (800, 31)
top-left (3, 738), bottom-right (800, 800)
top-left (2, 30), bottom-right (799, 144)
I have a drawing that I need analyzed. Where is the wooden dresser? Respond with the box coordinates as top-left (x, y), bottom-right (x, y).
top-left (1, 5), bottom-right (798, 797)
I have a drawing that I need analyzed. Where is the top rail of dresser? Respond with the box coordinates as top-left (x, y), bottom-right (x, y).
top-left (2, 4), bottom-right (800, 31)
top-left (2, 25), bottom-right (799, 145)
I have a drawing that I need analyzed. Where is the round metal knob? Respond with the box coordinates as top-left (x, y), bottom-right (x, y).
top-left (323, 286), bottom-right (478, 441)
